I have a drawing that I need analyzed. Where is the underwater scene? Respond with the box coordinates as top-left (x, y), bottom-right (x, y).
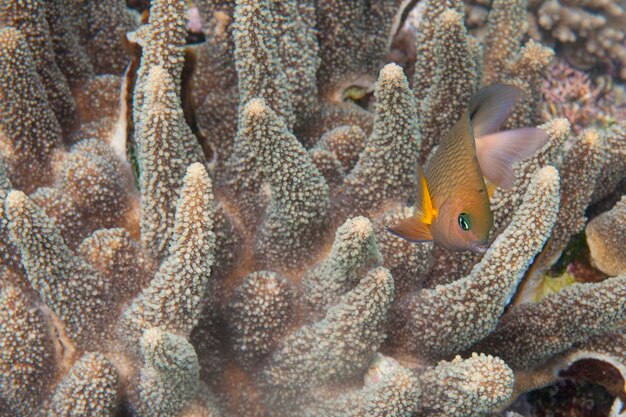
top-left (0, 0), bottom-right (624, 416)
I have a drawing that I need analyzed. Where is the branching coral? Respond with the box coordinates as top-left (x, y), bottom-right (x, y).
top-left (586, 196), bottom-right (626, 276)
top-left (0, 27), bottom-right (62, 193)
top-left (464, 0), bottom-right (626, 79)
top-left (0, 0), bottom-right (624, 416)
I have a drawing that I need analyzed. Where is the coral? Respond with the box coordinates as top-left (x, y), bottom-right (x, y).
top-left (0, 27), bottom-right (62, 193)
top-left (395, 166), bottom-right (560, 358)
top-left (534, 0), bottom-right (626, 79)
top-left (0, 0), bottom-right (77, 131)
top-left (227, 271), bottom-right (294, 367)
top-left (46, 352), bottom-right (119, 417)
top-left (520, 127), bottom-right (606, 295)
top-left (592, 122), bottom-right (626, 203)
top-left (132, 328), bottom-right (200, 417)
top-left (464, 0), bottom-right (626, 79)
top-left (0, 0), bottom-right (625, 416)
top-left (302, 216), bottom-right (382, 314)
top-left (413, 0), bottom-right (554, 160)
top-left (541, 58), bottom-right (626, 134)
top-left (337, 63), bottom-right (419, 216)
top-left (415, 7), bottom-right (479, 162)
top-left (475, 274), bottom-right (626, 369)
top-left (0, 284), bottom-right (53, 415)
top-left (6, 190), bottom-right (113, 347)
top-left (416, 353), bottom-right (514, 416)
top-left (237, 98), bottom-right (329, 270)
top-left (586, 196), bottom-right (626, 276)
top-left (262, 266), bottom-right (394, 416)
top-left (308, 353), bottom-right (419, 417)
top-left (118, 162), bottom-right (216, 347)
top-left (482, 0), bottom-right (528, 85)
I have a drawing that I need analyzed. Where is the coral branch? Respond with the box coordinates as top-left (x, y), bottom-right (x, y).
top-left (136, 66), bottom-right (204, 261)
top-left (339, 63), bottom-right (419, 216)
top-left (482, 0), bottom-right (529, 85)
top-left (532, 128), bottom-right (606, 272)
top-left (586, 196), bottom-right (626, 276)
top-left (302, 216), bottom-right (382, 314)
top-left (5, 191), bottom-right (111, 347)
top-left (134, 328), bottom-right (199, 417)
top-left (262, 267), bottom-right (394, 413)
top-left (227, 271), bottom-right (294, 368)
top-left (0, 284), bottom-right (53, 416)
top-left (306, 354), bottom-right (419, 417)
top-left (491, 118), bottom-right (569, 233)
top-left (416, 353), bottom-right (514, 417)
top-left (233, 0), bottom-right (293, 127)
top-left (413, 0), bottom-right (465, 101)
top-left (119, 163), bottom-right (216, 345)
top-left (476, 274), bottom-right (626, 370)
top-left (0, 27), bottom-right (62, 192)
top-left (417, 8), bottom-right (479, 161)
top-left (0, 0), bottom-right (77, 131)
top-left (241, 98), bottom-right (329, 270)
top-left (46, 352), bottom-right (118, 417)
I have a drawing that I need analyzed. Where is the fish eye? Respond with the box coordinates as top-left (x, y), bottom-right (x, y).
top-left (458, 213), bottom-right (471, 231)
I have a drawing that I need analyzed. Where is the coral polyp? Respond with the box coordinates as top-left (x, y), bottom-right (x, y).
top-left (0, 0), bottom-right (624, 416)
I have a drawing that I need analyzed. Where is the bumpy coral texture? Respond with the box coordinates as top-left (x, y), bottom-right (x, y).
top-left (464, 0), bottom-right (626, 79)
top-left (0, 0), bottom-right (625, 417)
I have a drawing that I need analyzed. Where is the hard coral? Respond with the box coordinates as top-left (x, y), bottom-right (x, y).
top-left (0, 0), bottom-right (625, 416)
top-left (464, 0), bottom-right (626, 79)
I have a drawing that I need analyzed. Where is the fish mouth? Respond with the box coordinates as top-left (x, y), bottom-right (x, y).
top-left (471, 242), bottom-right (489, 254)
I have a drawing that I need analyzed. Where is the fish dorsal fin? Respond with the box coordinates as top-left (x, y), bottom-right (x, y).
top-left (476, 127), bottom-right (549, 189)
top-left (424, 109), bottom-right (483, 203)
top-left (431, 110), bottom-right (479, 174)
top-left (470, 84), bottom-right (526, 138)
top-left (386, 167), bottom-right (435, 242)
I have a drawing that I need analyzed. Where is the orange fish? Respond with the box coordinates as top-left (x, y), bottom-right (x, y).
top-left (388, 84), bottom-right (547, 253)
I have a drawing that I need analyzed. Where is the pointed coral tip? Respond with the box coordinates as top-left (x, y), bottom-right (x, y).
top-left (536, 164), bottom-right (559, 185)
top-left (185, 162), bottom-right (207, 178)
top-left (4, 190), bottom-right (28, 221)
top-left (379, 63), bottom-right (404, 82)
top-left (245, 98), bottom-right (268, 118)
top-left (439, 8), bottom-right (462, 26)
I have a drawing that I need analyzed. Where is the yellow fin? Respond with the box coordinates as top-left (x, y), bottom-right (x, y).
top-left (387, 215), bottom-right (433, 242)
top-left (386, 167), bottom-right (436, 243)
top-left (485, 180), bottom-right (497, 199)
top-left (416, 166), bottom-right (437, 224)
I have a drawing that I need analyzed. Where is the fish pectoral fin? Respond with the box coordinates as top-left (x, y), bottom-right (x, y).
top-left (485, 180), bottom-right (497, 199)
top-left (386, 215), bottom-right (433, 242)
top-left (476, 127), bottom-right (548, 189)
top-left (416, 166), bottom-right (437, 224)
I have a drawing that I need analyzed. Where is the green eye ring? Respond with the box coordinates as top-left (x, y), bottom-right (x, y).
top-left (458, 213), bottom-right (471, 231)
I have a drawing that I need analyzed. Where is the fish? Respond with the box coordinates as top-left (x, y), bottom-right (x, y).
top-left (387, 84), bottom-right (548, 253)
